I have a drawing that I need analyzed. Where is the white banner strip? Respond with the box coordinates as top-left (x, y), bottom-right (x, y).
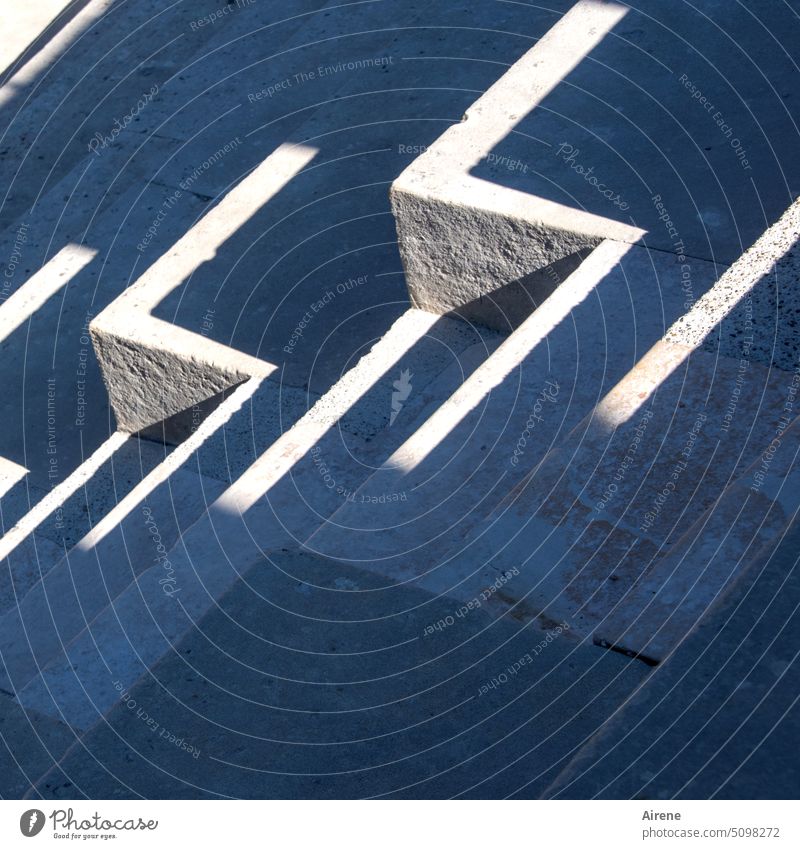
top-left (1, 800), bottom-right (797, 848)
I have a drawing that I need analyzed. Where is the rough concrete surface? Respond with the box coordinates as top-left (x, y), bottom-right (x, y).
top-left (0, 0), bottom-right (799, 803)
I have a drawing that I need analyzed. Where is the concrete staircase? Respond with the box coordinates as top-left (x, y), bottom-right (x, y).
top-left (1, 0), bottom-right (799, 799)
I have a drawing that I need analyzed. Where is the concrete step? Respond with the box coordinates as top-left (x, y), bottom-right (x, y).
top-left (402, 195), bottom-right (800, 662)
top-left (0, 377), bottom-right (269, 695)
top-left (593, 408), bottom-right (800, 662)
top-left (31, 549), bottom-right (649, 799)
top-left (0, 0), bottom-right (310, 229)
top-left (0, 4), bottom-right (564, 676)
top-left (89, 0), bottom-right (571, 431)
top-left (9, 307), bottom-right (498, 729)
top-left (572, 195), bottom-right (800, 659)
top-left (390, 0), bottom-right (800, 325)
top-left (307, 240), bottom-right (721, 589)
top-left (0, 436), bottom-right (171, 649)
top-left (542, 513), bottom-right (800, 799)
top-left (169, 308), bottom-right (499, 562)
top-left (473, 348), bottom-right (792, 655)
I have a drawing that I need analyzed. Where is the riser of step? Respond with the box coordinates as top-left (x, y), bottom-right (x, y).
top-left (307, 240), bottom-right (722, 586)
top-left (390, 0), bottom-right (800, 324)
top-left (31, 550), bottom-right (649, 799)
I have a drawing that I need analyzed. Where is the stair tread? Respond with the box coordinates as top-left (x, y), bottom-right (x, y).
top-left (32, 549), bottom-right (648, 799)
top-left (543, 515), bottom-right (800, 799)
top-left (308, 242), bottom-right (721, 579)
top-left (6, 307), bottom-right (497, 710)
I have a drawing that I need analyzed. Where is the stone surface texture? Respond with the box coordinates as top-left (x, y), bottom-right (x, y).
top-left (0, 0), bottom-right (799, 801)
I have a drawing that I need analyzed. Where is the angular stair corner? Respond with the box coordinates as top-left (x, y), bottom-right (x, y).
top-left (389, 0), bottom-right (639, 326)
